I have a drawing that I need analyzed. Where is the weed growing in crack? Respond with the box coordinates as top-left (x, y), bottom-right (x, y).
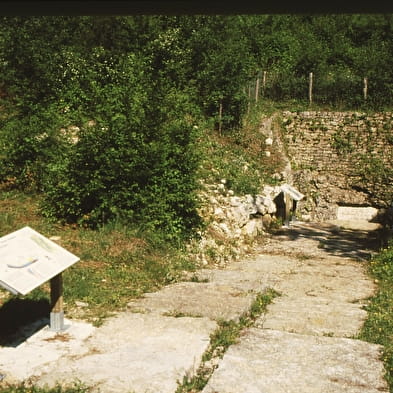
top-left (163, 311), bottom-right (203, 318)
top-left (0, 381), bottom-right (89, 393)
top-left (188, 275), bottom-right (209, 283)
top-left (175, 288), bottom-right (280, 392)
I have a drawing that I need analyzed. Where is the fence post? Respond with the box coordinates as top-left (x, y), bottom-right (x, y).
top-left (247, 82), bottom-right (251, 115)
top-left (262, 71), bottom-right (267, 97)
top-left (255, 72), bottom-right (260, 103)
top-left (363, 77), bottom-right (368, 101)
top-left (218, 100), bottom-right (223, 134)
top-left (309, 72), bottom-right (313, 105)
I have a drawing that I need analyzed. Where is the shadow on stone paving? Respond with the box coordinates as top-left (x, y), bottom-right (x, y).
top-left (270, 221), bottom-right (383, 261)
top-left (0, 297), bottom-right (50, 347)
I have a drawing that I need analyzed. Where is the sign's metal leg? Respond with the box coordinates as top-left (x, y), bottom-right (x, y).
top-left (50, 273), bottom-right (66, 331)
top-left (50, 310), bottom-right (65, 331)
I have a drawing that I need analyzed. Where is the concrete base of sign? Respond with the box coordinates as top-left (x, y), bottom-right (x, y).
top-left (49, 311), bottom-right (68, 332)
top-left (0, 318), bottom-right (95, 383)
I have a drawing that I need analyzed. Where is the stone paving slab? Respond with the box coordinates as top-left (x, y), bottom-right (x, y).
top-left (256, 256), bottom-right (376, 337)
top-left (258, 298), bottom-right (368, 337)
top-left (127, 255), bottom-right (299, 322)
top-left (260, 221), bottom-right (379, 261)
top-left (222, 254), bottom-right (301, 275)
top-left (202, 328), bottom-right (389, 393)
top-left (128, 281), bottom-right (256, 321)
top-left (36, 312), bottom-right (217, 393)
top-left (232, 255), bottom-right (375, 304)
top-left (287, 261), bottom-right (375, 302)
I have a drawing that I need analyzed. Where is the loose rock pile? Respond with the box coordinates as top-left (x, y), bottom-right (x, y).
top-left (192, 181), bottom-right (285, 266)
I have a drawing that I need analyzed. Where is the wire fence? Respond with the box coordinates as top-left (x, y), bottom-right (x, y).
top-left (215, 69), bottom-right (393, 132)
top-left (245, 70), bottom-right (392, 110)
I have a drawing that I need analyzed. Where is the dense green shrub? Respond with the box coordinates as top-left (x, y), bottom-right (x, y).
top-left (0, 104), bottom-right (69, 190)
top-left (0, 19), bottom-right (205, 241)
top-left (39, 53), bottom-right (203, 240)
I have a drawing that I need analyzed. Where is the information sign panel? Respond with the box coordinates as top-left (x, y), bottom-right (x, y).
top-left (0, 226), bottom-right (79, 296)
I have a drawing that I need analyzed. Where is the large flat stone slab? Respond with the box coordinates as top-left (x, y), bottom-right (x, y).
top-left (128, 255), bottom-right (301, 322)
top-left (281, 258), bottom-right (375, 302)
top-left (196, 254), bottom-right (301, 287)
top-left (202, 328), bottom-right (389, 393)
top-left (259, 222), bottom-right (379, 261)
top-left (128, 281), bottom-right (256, 321)
top-left (258, 298), bottom-right (368, 337)
top-left (223, 254), bottom-right (301, 275)
top-left (336, 207), bottom-right (379, 222)
top-left (259, 257), bottom-right (374, 305)
top-left (36, 312), bottom-right (217, 393)
top-left (256, 257), bottom-right (376, 337)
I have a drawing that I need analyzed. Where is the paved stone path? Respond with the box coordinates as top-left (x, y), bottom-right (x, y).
top-left (0, 221), bottom-right (389, 392)
top-left (202, 221), bottom-right (388, 393)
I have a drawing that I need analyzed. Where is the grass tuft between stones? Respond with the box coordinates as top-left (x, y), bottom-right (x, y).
top-left (0, 381), bottom-right (89, 393)
top-left (176, 288), bottom-right (280, 393)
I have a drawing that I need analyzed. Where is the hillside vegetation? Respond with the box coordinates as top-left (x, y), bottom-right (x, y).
top-left (0, 15), bottom-right (393, 243)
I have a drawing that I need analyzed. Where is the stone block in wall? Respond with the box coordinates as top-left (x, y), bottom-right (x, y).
top-left (262, 214), bottom-right (273, 229)
top-left (227, 205), bottom-right (249, 228)
top-left (242, 219), bottom-right (263, 237)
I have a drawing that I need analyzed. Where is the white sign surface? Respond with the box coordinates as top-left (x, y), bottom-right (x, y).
top-left (0, 226), bottom-right (79, 295)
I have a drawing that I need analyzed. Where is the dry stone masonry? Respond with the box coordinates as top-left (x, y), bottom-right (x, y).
top-left (281, 111), bottom-right (393, 222)
top-left (193, 182), bottom-right (299, 266)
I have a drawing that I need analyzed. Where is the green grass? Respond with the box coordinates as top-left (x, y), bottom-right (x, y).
top-left (357, 241), bottom-right (393, 391)
top-left (0, 190), bottom-right (198, 329)
top-left (176, 288), bottom-right (279, 392)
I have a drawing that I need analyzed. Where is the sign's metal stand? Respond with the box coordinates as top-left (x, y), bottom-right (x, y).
top-left (50, 273), bottom-right (65, 331)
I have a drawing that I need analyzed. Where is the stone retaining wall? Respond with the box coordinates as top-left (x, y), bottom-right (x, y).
top-left (281, 111), bottom-right (393, 221)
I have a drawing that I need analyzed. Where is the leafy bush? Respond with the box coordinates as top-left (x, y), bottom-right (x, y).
top-left (0, 104), bottom-right (70, 190)
top-left (40, 55), bottom-right (203, 241)
top-left (0, 27), bottom-right (205, 242)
